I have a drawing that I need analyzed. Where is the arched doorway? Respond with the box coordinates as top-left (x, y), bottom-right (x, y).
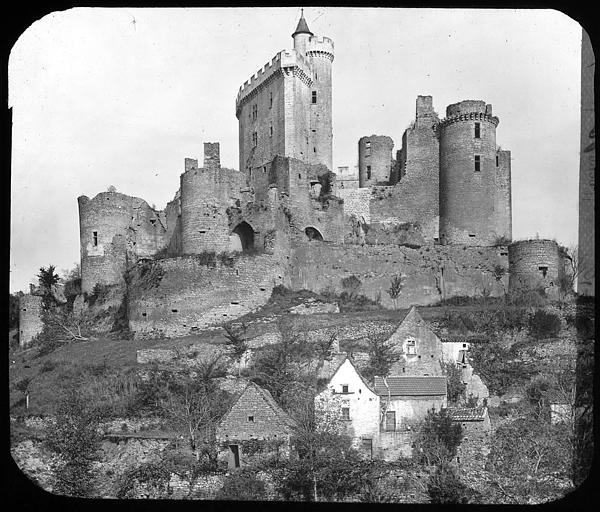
top-left (232, 222), bottom-right (255, 252)
top-left (305, 226), bottom-right (324, 241)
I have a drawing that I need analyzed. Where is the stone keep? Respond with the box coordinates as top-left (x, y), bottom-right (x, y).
top-left (236, 12), bottom-right (334, 177)
top-left (438, 100), bottom-right (511, 246)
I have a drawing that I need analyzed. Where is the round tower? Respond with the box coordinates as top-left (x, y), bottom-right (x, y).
top-left (78, 192), bottom-right (132, 293)
top-left (292, 9), bottom-right (313, 56)
top-left (358, 135), bottom-right (394, 187)
top-left (508, 239), bottom-right (563, 293)
top-left (19, 294), bottom-right (44, 347)
top-left (180, 164), bottom-right (232, 255)
top-left (305, 20), bottom-right (334, 171)
top-left (438, 100), bottom-right (499, 245)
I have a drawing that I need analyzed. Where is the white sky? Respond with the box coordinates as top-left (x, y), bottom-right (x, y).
top-left (9, 7), bottom-right (583, 293)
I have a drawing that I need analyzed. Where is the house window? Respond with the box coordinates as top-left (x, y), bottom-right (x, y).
top-left (366, 166), bottom-right (372, 179)
top-left (474, 155), bottom-right (481, 172)
top-left (342, 385), bottom-right (349, 393)
top-left (93, 231), bottom-right (98, 246)
top-left (312, 91), bottom-right (317, 104)
top-left (539, 266), bottom-right (548, 278)
top-left (229, 445), bottom-right (240, 468)
top-left (385, 411), bottom-right (396, 431)
top-left (341, 407), bottom-right (350, 420)
top-left (474, 122), bottom-right (481, 138)
top-left (248, 415), bottom-right (254, 423)
top-left (361, 438), bottom-right (373, 458)
top-left (406, 340), bottom-right (416, 355)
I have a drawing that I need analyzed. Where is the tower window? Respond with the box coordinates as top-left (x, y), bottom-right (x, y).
top-left (252, 132), bottom-right (258, 147)
top-left (539, 266), bottom-right (548, 278)
top-left (248, 415), bottom-right (254, 422)
top-left (496, 155), bottom-right (499, 167)
top-left (313, 147), bottom-right (316, 153)
top-left (92, 231), bottom-right (98, 246)
top-left (270, 125), bottom-right (273, 137)
top-left (474, 122), bottom-right (481, 138)
top-left (312, 91), bottom-right (317, 104)
top-left (252, 104), bottom-right (257, 120)
top-left (269, 92), bottom-right (273, 108)
top-left (474, 155), bottom-right (481, 172)
top-left (366, 166), bottom-right (372, 179)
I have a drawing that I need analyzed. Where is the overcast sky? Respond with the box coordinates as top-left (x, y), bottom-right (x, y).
top-left (9, 7), bottom-right (582, 293)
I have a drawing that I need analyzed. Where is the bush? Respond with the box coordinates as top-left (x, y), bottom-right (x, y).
top-left (40, 359), bottom-right (59, 374)
top-left (427, 463), bottom-right (478, 504)
top-left (215, 469), bottom-right (266, 501)
top-left (528, 310), bottom-right (561, 339)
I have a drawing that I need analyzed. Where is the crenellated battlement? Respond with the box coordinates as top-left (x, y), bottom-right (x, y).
top-left (235, 49), bottom-right (314, 111)
top-left (437, 111), bottom-right (499, 130)
top-left (306, 35), bottom-right (334, 60)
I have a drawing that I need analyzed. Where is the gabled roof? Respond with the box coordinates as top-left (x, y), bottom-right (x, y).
top-left (446, 406), bottom-right (487, 422)
top-left (219, 381), bottom-right (297, 431)
top-left (319, 354), bottom-right (377, 395)
top-left (292, 10), bottom-right (313, 37)
top-left (373, 376), bottom-right (447, 397)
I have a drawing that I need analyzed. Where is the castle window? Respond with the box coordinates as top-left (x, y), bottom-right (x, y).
top-left (496, 155), bottom-right (499, 167)
top-left (474, 155), bottom-right (481, 172)
top-left (252, 104), bottom-right (257, 120)
top-left (93, 231), bottom-right (98, 246)
top-left (171, 309), bottom-right (178, 313)
top-left (474, 122), bottom-right (481, 138)
top-left (263, 166), bottom-right (267, 173)
top-left (269, 92), bottom-right (273, 108)
top-left (270, 125), bottom-right (273, 137)
top-left (366, 166), bottom-right (372, 179)
top-left (539, 266), bottom-right (548, 278)
top-left (313, 147), bottom-right (316, 153)
top-left (248, 415), bottom-right (254, 423)
top-left (342, 407), bottom-right (350, 420)
top-left (312, 91), bottom-right (317, 104)
top-left (252, 132), bottom-right (258, 147)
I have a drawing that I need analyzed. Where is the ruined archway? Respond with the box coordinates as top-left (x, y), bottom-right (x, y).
top-left (232, 222), bottom-right (255, 252)
top-left (305, 226), bottom-right (324, 241)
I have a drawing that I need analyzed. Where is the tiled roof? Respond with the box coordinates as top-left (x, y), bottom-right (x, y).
top-left (440, 335), bottom-right (487, 343)
top-left (446, 406), bottom-right (487, 421)
top-left (373, 376), bottom-right (447, 396)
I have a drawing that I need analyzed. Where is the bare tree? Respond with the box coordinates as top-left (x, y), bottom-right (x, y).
top-left (386, 274), bottom-right (405, 309)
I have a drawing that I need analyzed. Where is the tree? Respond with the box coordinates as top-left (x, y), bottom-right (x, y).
top-left (386, 274), bottom-right (405, 309)
top-left (413, 408), bottom-right (463, 466)
top-left (443, 361), bottom-right (466, 404)
top-left (222, 321), bottom-right (248, 375)
top-left (45, 388), bottom-right (102, 497)
top-left (314, 329), bottom-right (339, 361)
top-left (341, 275), bottom-right (362, 299)
top-left (37, 265), bottom-right (60, 295)
top-left (363, 336), bottom-right (400, 381)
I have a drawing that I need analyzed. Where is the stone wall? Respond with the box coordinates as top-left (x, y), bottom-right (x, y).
top-left (128, 254), bottom-right (284, 339)
top-left (18, 294), bottom-right (43, 346)
top-left (287, 243), bottom-right (508, 309)
top-left (337, 188), bottom-right (371, 223)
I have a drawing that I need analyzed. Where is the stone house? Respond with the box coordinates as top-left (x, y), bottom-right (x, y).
top-left (314, 356), bottom-right (381, 459)
top-left (216, 382), bottom-right (297, 469)
top-left (446, 406), bottom-right (491, 472)
top-left (386, 306), bottom-right (444, 376)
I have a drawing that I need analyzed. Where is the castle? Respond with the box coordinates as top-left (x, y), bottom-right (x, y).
top-left (19, 12), bottom-right (569, 344)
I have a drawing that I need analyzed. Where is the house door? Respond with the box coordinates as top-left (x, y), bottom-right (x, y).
top-left (229, 444), bottom-right (240, 468)
top-left (385, 411), bottom-right (396, 431)
top-left (361, 438), bottom-right (373, 459)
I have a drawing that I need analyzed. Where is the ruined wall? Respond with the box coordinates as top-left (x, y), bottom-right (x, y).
top-left (358, 135), bottom-right (394, 187)
top-left (78, 191), bottom-right (169, 293)
top-left (180, 164), bottom-right (245, 255)
top-left (128, 253), bottom-right (285, 339)
top-left (374, 96), bottom-right (440, 241)
top-left (439, 100), bottom-right (500, 246)
top-left (508, 239), bottom-right (563, 292)
top-left (337, 188), bottom-right (371, 224)
top-left (19, 294), bottom-right (43, 346)
top-left (287, 243), bottom-right (508, 309)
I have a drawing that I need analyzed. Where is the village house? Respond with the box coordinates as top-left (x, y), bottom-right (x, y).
top-left (215, 382), bottom-right (297, 469)
top-left (386, 306), bottom-right (444, 376)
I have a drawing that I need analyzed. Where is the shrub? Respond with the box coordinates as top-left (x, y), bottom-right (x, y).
top-left (427, 463), bottom-right (478, 504)
top-left (40, 359), bottom-right (58, 374)
top-left (215, 469), bottom-right (266, 501)
top-left (341, 275), bottom-right (362, 298)
top-left (528, 310), bottom-right (561, 339)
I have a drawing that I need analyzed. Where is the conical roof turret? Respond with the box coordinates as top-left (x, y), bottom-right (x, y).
top-left (292, 9), bottom-right (313, 37)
